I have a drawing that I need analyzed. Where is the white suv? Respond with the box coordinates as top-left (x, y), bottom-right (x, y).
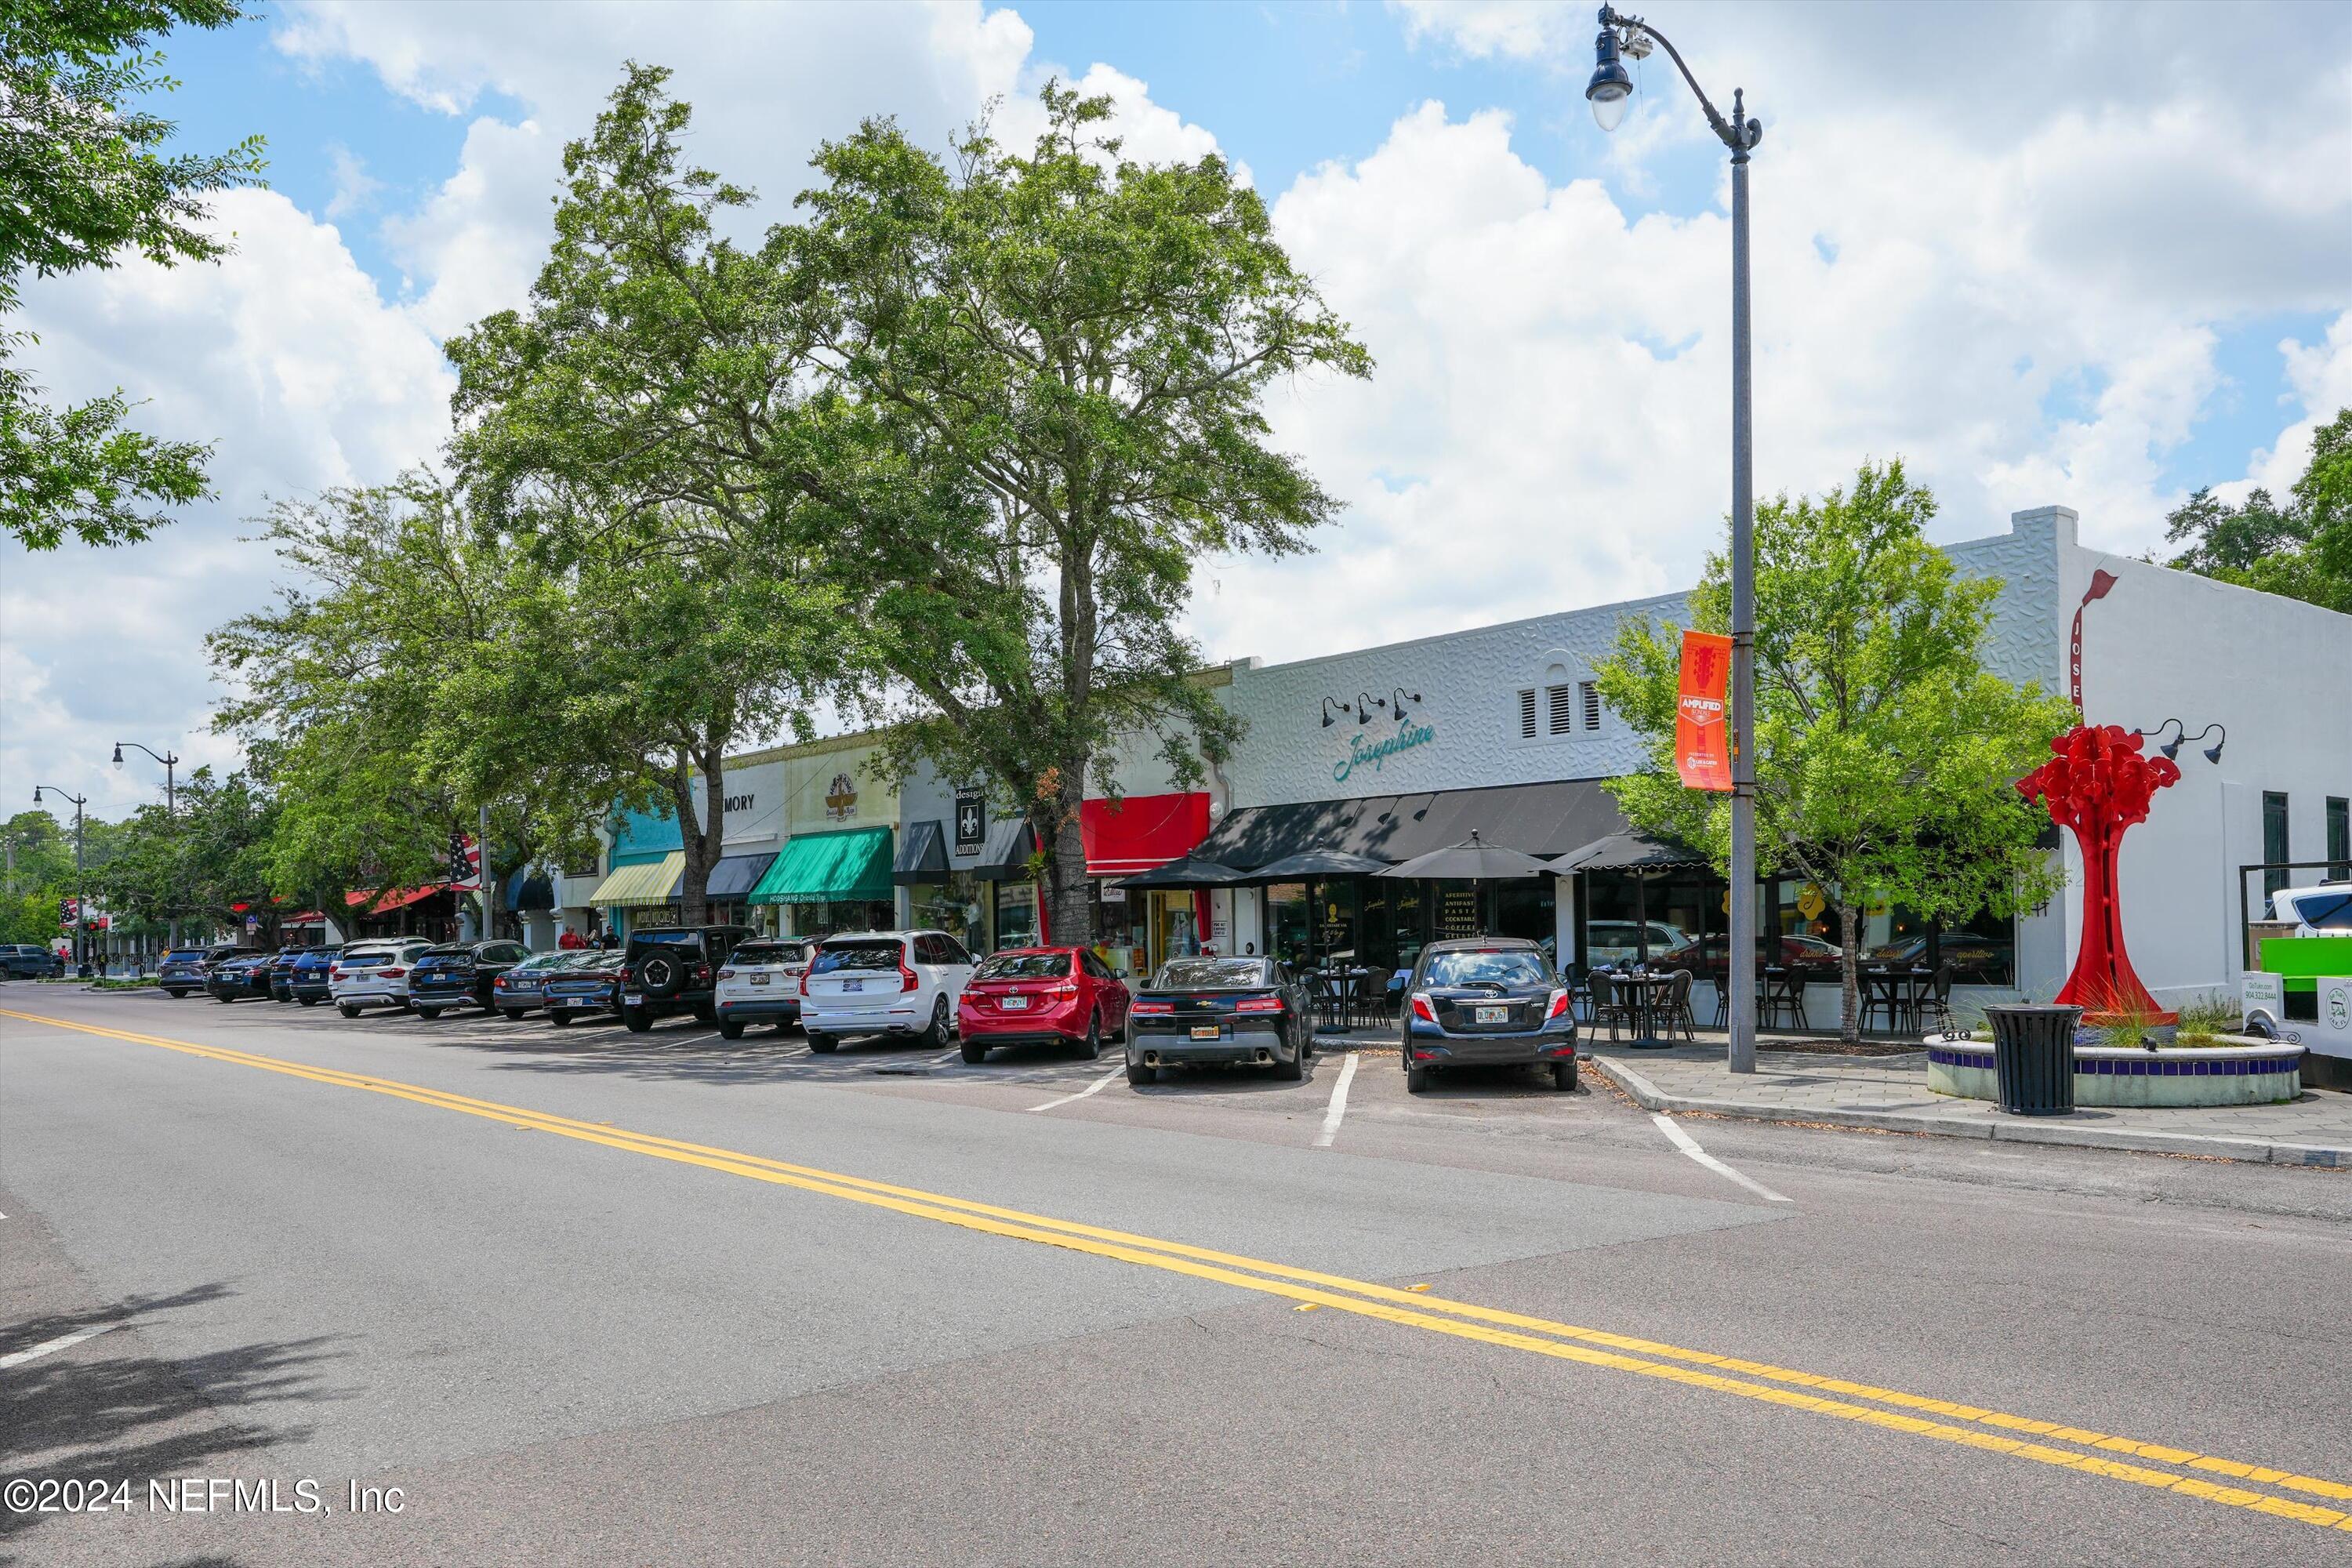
top-left (713, 937), bottom-right (814, 1040)
top-left (798, 931), bottom-right (975, 1053)
top-left (331, 939), bottom-right (433, 1016)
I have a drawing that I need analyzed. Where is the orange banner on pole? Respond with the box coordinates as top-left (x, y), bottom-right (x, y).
top-left (1675, 630), bottom-right (1734, 792)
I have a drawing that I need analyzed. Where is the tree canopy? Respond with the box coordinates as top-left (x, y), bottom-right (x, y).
top-left (1, 0), bottom-right (264, 549)
top-left (2162, 407), bottom-right (2351, 615)
top-left (1595, 460), bottom-right (2074, 1040)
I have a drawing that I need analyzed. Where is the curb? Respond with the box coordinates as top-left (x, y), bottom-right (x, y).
top-left (1586, 1054), bottom-right (2347, 1168)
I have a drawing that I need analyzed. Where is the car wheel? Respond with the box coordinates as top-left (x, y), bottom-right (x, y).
top-left (622, 1008), bottom-right (651, 1034)
top-left (299, 996), bottom-right (318, 1007)
top-left (338, 1004), bottom-right (361, 1019)
top-left (1274, 1040), bottom-right (1305, 1082)
top-left (1125, 1059), bottom-right (1156, 1087)
top-left (549, 1011), bottom-right (573, 1028)
top-left (417, 1007), bottom-right (441, 1020)
top-left (1552, 1059), bottom-right (1579, 1092)
top-left (921, 994), bottom-right (950, 1049)
top-left (502, 1008), bottom-right (525, 1022)
top-left (1073, 1014), bottom-right (1102, 1061)
top-left (1406, 1062), bottom-right (1431, 1094)
top-left (166, 988), bottom-right (188, 999)
top-left (808, 1033), bottom-right (839, 1054)
top-left (960, 1037), bottom-right (987, 1065)
top-left (718, 1018), bottom-right (745, 1041)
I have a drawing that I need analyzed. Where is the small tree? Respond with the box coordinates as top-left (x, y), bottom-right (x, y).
top-left (1595, 461), bottom-right (2074, 1041)
top-left (2163, 406), bottom-right (2350, 614)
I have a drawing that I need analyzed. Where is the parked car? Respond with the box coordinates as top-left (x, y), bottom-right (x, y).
top-left (1585, 920), bottom-right (1697, 968)
top-left (713, 937), bottom-right (813, 1040)
top-left (958, 946), bottom-right (1130, 1063)
top-left (205, 949), bottom-right (278, 1003)
top-left (287, 946), bottom-right (341, 1006)
top-left (1868, 931), bottom-right (2013, 985)
top-left (0, 942), bottom-right (67, 979)
top-left (265, 947), bottom-right (308, 1001)
top-left (2272, 882), bottom-right (2352, 936)
top-left (797, 931), bottom-right (975, 1053)
top-left (490, 951), bottom-right (585, 1019)
top-left (619, 926), bottom-right (753, 1033)
top-left (1666, 932), bottom-right (1841, 977)
top-left (1399, 937), bottom-right (1579, 1094)
top-left (157, 945), bottom-right (236, 998)
top-left (1126, 955), bottom-right (1312, 1086)
top-left (330, 939), bottom-right (433, 1017)
top-left (408, 940), bottom-right (532, 1018)
top-left (543, 948), bottom-right (626, 1026)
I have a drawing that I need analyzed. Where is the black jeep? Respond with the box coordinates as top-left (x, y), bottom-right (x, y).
top-left (620, 926), bottom-right (753, 1033)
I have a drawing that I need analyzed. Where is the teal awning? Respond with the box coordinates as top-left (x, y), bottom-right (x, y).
top-left (749, 827), bottom-right (895, 906)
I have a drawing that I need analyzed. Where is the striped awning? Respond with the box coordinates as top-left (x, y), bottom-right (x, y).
top-left (587, 851), bottom-right (684, 908)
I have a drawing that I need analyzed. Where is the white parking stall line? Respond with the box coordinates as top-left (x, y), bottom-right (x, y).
top-left (1650, 1112), bottom-right (1792, 1203)
top-left (1029, 1067), bottom-right (1122, 1113)
top-left (931, 1047), bottom-right (965, 1065)
top-left (1312, 1052), bottom-right (1360, 1149)
top-left (0, 1323), bottom-right (118, 1370)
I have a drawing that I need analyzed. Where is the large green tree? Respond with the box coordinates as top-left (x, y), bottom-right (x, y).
top-left (88, 764), bottom-right (275, 942)
top-left (1595, 461), bottom-right (2074, 1041)
top-left (445, 66), bottom-right (857, 924)
top-left (2162, 407), bottom-right (2351, 614)
top-left (1, 1), bottom-right (264, 549)
top-left (784, 82), bottom-right (1371, 941)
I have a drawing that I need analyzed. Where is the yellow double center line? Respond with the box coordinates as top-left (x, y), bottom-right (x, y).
top-left (8, 1007), bottom-right (2348, 1536)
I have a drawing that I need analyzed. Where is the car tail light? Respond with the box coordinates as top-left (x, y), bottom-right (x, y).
top-left (799, 970), bottom-right (811, 997)
top-left (694, 964), bottom-right (711, 983)
top-left (1410, 993), bottom-right (1439, 1024)
top-left (1546, 989), bottom-right (1571, 1022)
top-left (899, 961), bottom-right (919, 992)
top-left (619, 967), bottom-right (634, 984)
top-left (383, 967), bottom-right (407, 978)
top-left (1051, 982), bottom-right (1079, 1000)
top-left (1131, 1000), bottom-right (1174, 1015)
top-left (1235, 994), bottom-right (1283, 1014)
top-left (328, 968), bottom-right (343, 980)
top-left (717, 968), bottom-right (735, 980)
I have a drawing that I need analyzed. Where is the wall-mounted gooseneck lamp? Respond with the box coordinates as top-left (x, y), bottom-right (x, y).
top-left (1356, 692), bottom-right (1381, 724)
top-left (1392, 688), bottom-right (1421, 713)
top-left (1320, 696), bottom-right (1351, 729)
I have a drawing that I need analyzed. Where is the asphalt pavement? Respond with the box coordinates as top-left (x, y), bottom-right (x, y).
top-left (3, 986), bottom-right (2348, 1566)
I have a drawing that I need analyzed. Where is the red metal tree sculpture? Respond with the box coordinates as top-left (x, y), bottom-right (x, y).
top-left (2016, 723), bottom-right (2181, 1022)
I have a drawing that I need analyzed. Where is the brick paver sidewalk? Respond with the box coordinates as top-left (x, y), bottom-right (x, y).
top-left (1587, 1041), bottom-right (2352, 1167)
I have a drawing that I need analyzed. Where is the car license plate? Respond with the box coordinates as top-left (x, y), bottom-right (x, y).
top-left (1190, 1024), bottom-right (1220, 1040)
top-left (843, 978), bottom-right (864, 993)
top-left (1475, 1004), bottom-right (1508, 1024)
top-left (1002, 996), bottom-right (1029, 1010)
top-left (624, 993), bottom-right (644, 1006)
top-left (750, 972), bottom-right (769, 985)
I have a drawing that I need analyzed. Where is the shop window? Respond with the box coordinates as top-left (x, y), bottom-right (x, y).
top-left (2327, 796), bottom-right (2348, 881)
top-left (1516, 688), bottom-right (1538, 739)
top-left (1581, 681), bottom-right (1602, 731)
top-left (1546, 684), bottom-right (1573, 735)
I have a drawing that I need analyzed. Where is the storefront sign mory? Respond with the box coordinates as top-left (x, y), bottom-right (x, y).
top-left (1334, 716), bottom-right (1436, 783)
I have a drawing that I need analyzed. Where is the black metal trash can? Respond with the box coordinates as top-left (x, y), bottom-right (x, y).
top-left (1985, 1004), bottom-right (2082, 1116)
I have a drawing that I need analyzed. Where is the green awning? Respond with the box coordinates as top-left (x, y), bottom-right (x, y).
top-left (749, 827), bottom-right (895, 906)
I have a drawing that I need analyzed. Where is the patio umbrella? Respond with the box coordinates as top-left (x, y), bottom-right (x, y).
top-left (1115, 855), bottom-right (1250, 890)
top-left (1375, 829), bottom-right (1552, 938)
top-left (1552, 831), bottom-right (1711, 964)
top-left (1241, 848), bottom-right (1393, 881)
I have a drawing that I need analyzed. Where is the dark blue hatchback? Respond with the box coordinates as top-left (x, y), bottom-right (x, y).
top-left (408, 940), bottom-right (530, 1018)
top-left (289, 946), bottom-right (341, 1005)
top-left (1399, 937), bottom-right (1577, 1094)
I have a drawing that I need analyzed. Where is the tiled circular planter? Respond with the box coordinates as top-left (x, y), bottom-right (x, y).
top-left (1926, 1039), bottom-right (2303, 1108)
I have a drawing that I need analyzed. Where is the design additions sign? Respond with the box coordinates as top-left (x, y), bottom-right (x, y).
top-left (1334, 716), bottom-right (1436, 784)
top-left (954, 790), bottom-right (985, 854)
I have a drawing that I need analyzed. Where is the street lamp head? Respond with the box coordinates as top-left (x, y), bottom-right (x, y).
top-left (31, 786), bottom-right (41, 804)
top-left (111, 743), bottom-right (123, 768)
top-left (1587, 27), bottom-right (1634, 130)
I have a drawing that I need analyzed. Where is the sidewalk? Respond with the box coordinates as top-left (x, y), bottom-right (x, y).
top-left (1586, 1041), bottom-right (2352, 1167)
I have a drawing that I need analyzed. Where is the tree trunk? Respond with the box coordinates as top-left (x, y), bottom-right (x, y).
top-left (670, 748), bottom-right (717, 931)
top-left (1837, 901), bottom-right (1863, 1045)
top-left (1041, 762), bottom-right (1094, 949)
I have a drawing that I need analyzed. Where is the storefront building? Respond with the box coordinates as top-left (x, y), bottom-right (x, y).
top-left (891, 760), bottom-right (1041, 955)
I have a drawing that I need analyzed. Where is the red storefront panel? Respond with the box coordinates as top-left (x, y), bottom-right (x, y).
top-left (1080, 793), bottom-right (1211, 876)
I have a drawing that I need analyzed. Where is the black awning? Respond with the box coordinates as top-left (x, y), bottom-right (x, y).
top-left (971, 817), bottom-right (1037, 880)
top-left (1197, 779), bottom-right (1626, 871)
top-left (701, 851), bottom-right (779, 901)
top-left (1552, 830), bottom-right (1712, 874)
top-left (505, 868), bottom-right (556, 912)
top-left (893, 819), bottom-right (949, 886)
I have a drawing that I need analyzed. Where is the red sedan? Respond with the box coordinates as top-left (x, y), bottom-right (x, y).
top-left (957, 946), bottom-right (1130, 1062)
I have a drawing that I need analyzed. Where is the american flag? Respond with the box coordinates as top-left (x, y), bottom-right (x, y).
top-left (448, 832), bottom-right (482, 891)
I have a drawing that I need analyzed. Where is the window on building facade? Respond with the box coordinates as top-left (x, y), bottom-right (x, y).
top-left (1580, 681), bottom-right (1602, 731)
top-left (1517, 688), bottom-right (1537, 739)
top-left (2328, 796), bottom-right (2349, 881)
top-left (565, 854), bottom-right (601, 880)
top-left (2263, 791), bottom-right (2290, 899)
top-left (1546, 684), bottom-right (1573, 735)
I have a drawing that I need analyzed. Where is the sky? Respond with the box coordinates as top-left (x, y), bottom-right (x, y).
top-left (6, 0), bottom-right (2350, 823)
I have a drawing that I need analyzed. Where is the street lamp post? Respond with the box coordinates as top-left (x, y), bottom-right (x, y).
top-left (1587, 5), bottom-right (1765, 1074)
top-left (114, 741), bottom-right (182, 946)
top-left (34, 785), bottom-right (89, 975)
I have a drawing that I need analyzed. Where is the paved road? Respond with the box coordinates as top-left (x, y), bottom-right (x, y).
top-left (3, 987), bottom-right (2347, 1566)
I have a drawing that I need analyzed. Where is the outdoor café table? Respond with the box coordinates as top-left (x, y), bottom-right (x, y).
top-left (1609, 969), bottom-right (1675, 1050)
top-left (1314, 969), bottom-right (1363, 1033)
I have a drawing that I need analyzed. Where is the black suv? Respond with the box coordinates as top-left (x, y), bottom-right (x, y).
top-left (408, 940), bottom-right (532, 1018)
top-left (620, 926), bottom-right (753, 1033)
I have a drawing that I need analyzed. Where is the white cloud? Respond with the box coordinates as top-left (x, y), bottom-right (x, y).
top-left (323, 143), bottom-right (382, 219)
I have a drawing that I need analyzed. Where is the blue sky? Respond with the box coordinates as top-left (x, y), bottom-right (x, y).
top-left (9, 0), bottom-right (2349, 817)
